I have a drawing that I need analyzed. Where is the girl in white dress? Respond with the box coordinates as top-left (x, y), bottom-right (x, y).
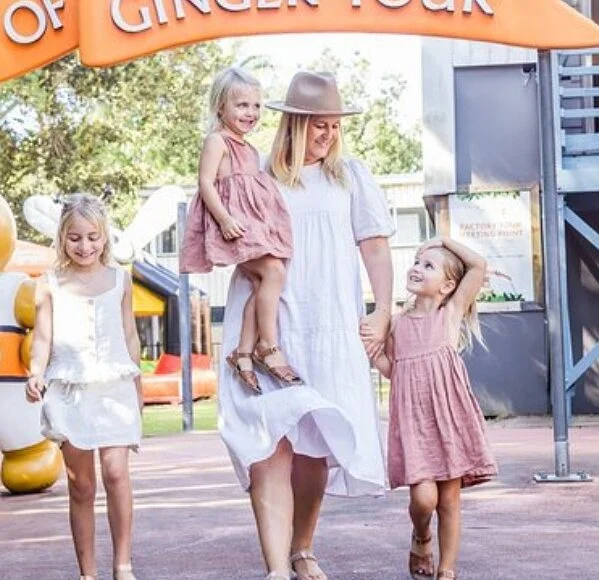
top-left (218, 71), bottom-right (394, 580)
top-left (25, 193), bottom-right (142, 580)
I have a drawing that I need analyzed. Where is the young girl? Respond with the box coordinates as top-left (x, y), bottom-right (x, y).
top-left (180, 66), bottom-right (302, 394)
top-left (25, 193), bottom-right (142, 580)
top-left (373, 236), bottom-right (497, 580)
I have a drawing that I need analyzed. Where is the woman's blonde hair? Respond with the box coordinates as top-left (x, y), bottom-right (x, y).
top-left (269, 113), bottom-right (346, 188)
top-left (55, 193), bottom-right (112, 269)
top-left (207, 66), bottom-right (261, 132)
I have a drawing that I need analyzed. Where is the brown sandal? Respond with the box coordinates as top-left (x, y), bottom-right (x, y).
top-left (252, 344), bottom-right (303, 386)
top-left (437, 572), bottom-right (457, 579)
top-left (226, 351), bottom-right (261, 394)
top-left (409, 531), bottom-right (435, 579)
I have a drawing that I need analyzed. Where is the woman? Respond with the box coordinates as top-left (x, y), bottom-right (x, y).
top-left (218, 71), bottom-right (394, 580)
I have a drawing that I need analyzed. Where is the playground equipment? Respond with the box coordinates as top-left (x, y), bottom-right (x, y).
top-left (0, 195), bottom-right (62, 494)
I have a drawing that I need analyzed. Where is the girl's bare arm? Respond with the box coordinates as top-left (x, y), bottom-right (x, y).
top-left (198, 133), bottom-right (245, 238)
top-left (121, 270), bottom-right (143, 411)
top-left (440, 236), bottom-right (486, 316)
top-left (25, 277), bottom-right (53, 401)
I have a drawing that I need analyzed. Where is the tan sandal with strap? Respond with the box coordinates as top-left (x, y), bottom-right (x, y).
top-left (290, 550), bottom-right (327, 580)
top-left (437, 571), bottom-right (457, 579)
top-left (226, 350), bottom-right (261, 394)
top-left (265, 573), bottom-right (290, 580)
top-left (80, 576), bottom-right (96, 580)
top-left (253, 344), bottom-right (304, 386)
top-left (409, 530), bottom-right (435, 579)
top-left (113, 563), bottom-right (136, 580)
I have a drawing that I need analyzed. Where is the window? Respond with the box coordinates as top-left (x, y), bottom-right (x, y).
top-left (157, 223), bottom-right (177, 255)
top-left (390, 208), bottom-right (431, 247)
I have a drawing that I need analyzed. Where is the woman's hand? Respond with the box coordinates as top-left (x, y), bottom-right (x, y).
top-left (25, 376), bottom-right (46, 403)
top-left (219, 215), bottom-right (246, 241)
top-left (359, 309), bottom-right (390, 360)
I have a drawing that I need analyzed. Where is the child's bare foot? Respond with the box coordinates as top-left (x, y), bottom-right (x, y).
top-left (253, 343), bottom-right (303, 385)
top-left (409, 530), bottom-right (434, 579)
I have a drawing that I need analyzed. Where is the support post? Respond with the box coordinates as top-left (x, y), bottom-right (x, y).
top-left (534, 50), bottom-right (590, 483)
top-left (177, 201), bottom-right (193, 432)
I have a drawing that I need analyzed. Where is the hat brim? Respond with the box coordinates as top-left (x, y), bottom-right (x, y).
top-left (265, 101), bottom-right (361, 116)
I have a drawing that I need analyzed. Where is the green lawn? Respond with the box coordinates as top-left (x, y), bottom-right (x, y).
top-left (142, 398), bottom-right (218, 437)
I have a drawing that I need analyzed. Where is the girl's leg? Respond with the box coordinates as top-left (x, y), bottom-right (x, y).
top-left (61, 442), bottom-right (97, 577)
top-left (241, 256), bottom-right (286, 349)
top-left (436, 479), bottom-right (461, 575)
top-left (250, 438), bottom-right (294, 576)
top-left (99, 446), bottom-right (134, 571)
top-left (290, 454), bottom-right (328, 580)
top-left (408, 481), bottom-right (438, 576)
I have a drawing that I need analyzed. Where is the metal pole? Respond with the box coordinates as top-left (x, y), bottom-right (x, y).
top-left (534, 50), bottom-right (589, 483)
top-left (177, 202), bottom-right (193, 432)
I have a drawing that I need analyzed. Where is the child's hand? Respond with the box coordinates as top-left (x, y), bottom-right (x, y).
top-left (25, 376), bottom-right (46, 403)
top-left (417, 237), bottom-right (445, 255)
top-left (219, 216), bottom-right (246, 240)
top-left (360, 310), bottom-right (390, 359)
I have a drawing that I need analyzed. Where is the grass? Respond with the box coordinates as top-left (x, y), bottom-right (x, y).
top-left (142, 398), bottom-right (218, 437)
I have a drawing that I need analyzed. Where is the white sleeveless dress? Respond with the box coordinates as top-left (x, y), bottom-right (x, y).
top-left (40, 267), bottom-right (142, 450)
top-left (219, 159), bottom-right (395, 496)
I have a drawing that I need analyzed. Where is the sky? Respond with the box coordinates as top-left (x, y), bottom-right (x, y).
top-left (223, 32), bottom-right (423, 130)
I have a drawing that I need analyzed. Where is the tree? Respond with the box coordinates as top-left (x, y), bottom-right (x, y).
top-left (0, 43), bottom-right (232, 239)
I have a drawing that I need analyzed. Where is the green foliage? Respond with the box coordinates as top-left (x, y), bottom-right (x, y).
top-left (0, 44), bottom-right (232, 240)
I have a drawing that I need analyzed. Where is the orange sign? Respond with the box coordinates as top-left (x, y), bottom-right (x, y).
top-left (77, 0), bottom-right (599, 68)
top-left (2, 0), bottom-right (599, 82)
top-left (0, 0), bottom-right (78, 82)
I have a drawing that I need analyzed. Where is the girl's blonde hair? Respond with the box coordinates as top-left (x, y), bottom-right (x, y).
top-left (207, 66), bottom-right (261, 132)
top-left (439, 247), bottom-right (484, 352)
top-left (56, 193), bottom-right (112, 269)
top-left (403, 246), bottom-right (484, 352)
top-left (269, 113), bottom-right (346, 188)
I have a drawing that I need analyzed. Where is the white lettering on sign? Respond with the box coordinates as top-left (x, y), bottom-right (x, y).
top-left (4, 0), bottom-right (64, 44)
top-left (110, 0), bottom-right (494, 34)
top-left (463, 0), bottom-right (493, 15)
top-left (422, 0), bottom-right (454, 11)
top-left (173, 0), bottom-right (211, 19)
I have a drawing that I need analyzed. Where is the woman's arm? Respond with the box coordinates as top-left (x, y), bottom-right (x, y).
top-left (25, 277), bottom-right (52, 402)
top-left (121, 270), bottom-right (143, 412)
top-left (198, 133), bottom-right (245, 240)
top-left (359, 236), bottom-right (393, 360)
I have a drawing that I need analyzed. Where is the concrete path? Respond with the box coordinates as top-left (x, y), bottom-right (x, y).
top-left (2, 417), bottom-right (598, 579)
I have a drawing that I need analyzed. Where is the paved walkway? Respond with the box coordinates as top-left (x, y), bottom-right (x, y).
top-left (2, 417), bottom-right (598, 579)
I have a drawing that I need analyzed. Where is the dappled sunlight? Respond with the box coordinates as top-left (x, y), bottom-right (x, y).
top-left (0, 534), bottom-right (71, 546)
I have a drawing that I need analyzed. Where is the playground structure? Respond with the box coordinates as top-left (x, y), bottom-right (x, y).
top-left (1, 0), bottom-right (598, 485)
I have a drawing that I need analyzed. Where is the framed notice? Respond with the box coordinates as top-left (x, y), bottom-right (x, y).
top-left (448, 190), bottom-right (538, 303)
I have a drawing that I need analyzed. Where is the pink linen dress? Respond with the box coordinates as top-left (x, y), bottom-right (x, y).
top-left (387, 307), bottom-right (497, 489)
top-left (180, 134), bottom-right (293, 273)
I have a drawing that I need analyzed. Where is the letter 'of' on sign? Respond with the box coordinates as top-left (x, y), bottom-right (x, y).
top-left (4, 0), bottom-right (65, 44)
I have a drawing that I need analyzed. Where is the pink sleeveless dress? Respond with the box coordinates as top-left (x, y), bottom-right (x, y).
top-left (387, 307), bottom-right (497, 489)
top-left (180, 134), bottom-right (293, 273)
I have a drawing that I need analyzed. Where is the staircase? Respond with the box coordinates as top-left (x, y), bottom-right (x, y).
top-left (553, 49), bottom-right (599, 193)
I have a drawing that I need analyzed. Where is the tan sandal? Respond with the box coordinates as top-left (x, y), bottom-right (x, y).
top-left (114, 563), bottom-right (136, 580)
top-left (265, 573), bottom-right (290, 580)
top-left (437, 572), bottom-right (457, 579)
top-left (79, 576), bottom-right (96, 580)
top-left (290, 550), bottom-right (326, 580)
top-left (253, 345), bottom-right (303, 386)
top-left (226, 350), bottom-right (261, 394)
top-left (409, 530), bottom-right (435, 579)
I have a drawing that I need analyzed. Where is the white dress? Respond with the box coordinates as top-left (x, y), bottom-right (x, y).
top-left (219, 159), bottom-right (395, 496)
top-left (41, 267), bottom-right (142, 450)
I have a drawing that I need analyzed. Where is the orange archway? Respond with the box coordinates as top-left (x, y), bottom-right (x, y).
top-left (2, 0), bottom-right (599, 83)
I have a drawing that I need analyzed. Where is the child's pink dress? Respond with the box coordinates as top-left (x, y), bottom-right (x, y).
top-left (387, 307), bottom-right (497, 489)
top-left (180, 134), bottom-right (293, 273)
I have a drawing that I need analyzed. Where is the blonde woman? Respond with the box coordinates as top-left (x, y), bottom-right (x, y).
top-left (218, 71), bottom-right (394, 580)
top-left (25, 194), bottom-right (142, 580)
